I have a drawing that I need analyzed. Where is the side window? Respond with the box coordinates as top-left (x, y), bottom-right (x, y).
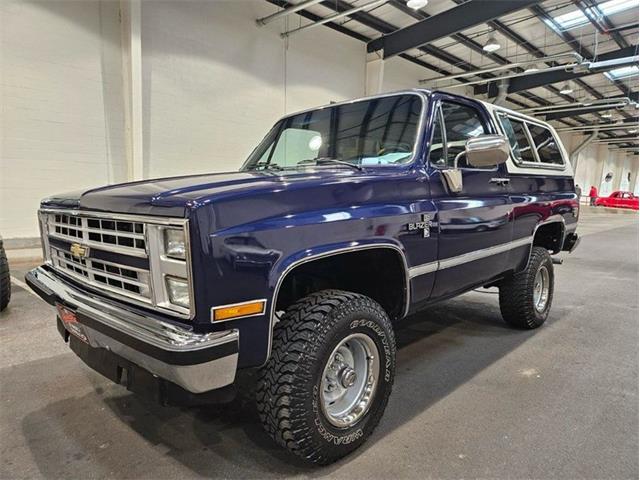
top-left (438, 102), bottom-right (489, 168)
top-left (527, 124), bottom-right (564, 165)
top-left (498, 115), bottom-right (536, 163)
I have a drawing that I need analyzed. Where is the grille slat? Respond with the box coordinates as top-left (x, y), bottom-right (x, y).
top-left (48, 214), bottom-right (147, 256)
top-left (51, 246), bottom-right (151, 302)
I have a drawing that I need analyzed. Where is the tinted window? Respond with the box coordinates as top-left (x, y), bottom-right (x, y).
top-left (433, 102), bottom-right (489, 168)
top-left (244, 94), bottom-right (422, 170)
top-left (528, 124), bottom-right (564, 165)
top-left (498, 115), bottom-right (536, 163)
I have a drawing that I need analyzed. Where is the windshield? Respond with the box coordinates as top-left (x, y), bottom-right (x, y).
top-left (242, 94), bottom-right (424, 171)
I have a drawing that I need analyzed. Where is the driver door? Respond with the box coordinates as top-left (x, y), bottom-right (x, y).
top-left (427, 95), bottom-right (513, 299)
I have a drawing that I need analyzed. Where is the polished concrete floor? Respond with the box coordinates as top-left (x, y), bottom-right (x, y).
top-left (1, 208), bottom-right (638, 479)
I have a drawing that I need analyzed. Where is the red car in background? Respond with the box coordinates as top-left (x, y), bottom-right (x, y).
top-left (594, 191), bottom-right (639, 210)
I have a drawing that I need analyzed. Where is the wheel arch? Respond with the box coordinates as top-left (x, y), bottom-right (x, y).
top-left (266, 242), bottom-right (410, 361)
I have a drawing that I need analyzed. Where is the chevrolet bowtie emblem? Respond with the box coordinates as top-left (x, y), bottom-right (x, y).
top-left (70, 243), bottom-right (89, 259)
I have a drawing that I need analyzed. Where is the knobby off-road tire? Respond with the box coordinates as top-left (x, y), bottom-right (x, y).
top-left (499, 246), bottom-right (554, 329)
top-left (0, 239), bottom-right (10, 312)
top-left (256, 289), bottom-right (396, 465)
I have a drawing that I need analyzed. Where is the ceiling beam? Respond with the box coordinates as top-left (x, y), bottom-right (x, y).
top-left (367, 0), bottom-right (538, 58)
top-left (476, 46), bottom-right (638, 97)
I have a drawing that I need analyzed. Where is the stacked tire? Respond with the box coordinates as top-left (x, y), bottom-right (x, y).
top-left (0, 238), bottom-right (10, 312)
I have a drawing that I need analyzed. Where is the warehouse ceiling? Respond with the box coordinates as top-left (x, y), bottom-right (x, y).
top-left (262, 0), bottom-right (639, 153)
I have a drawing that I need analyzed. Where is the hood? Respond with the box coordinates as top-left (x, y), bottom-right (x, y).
top-left (40, 169), bottom-right (394, 217)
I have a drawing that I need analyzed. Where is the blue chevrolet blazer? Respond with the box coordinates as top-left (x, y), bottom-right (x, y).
top-left (26, 89), bottom-right (580, 465)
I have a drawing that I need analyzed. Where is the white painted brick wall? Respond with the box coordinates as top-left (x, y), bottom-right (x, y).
top-left (1, 0), bottom-right (127, 239)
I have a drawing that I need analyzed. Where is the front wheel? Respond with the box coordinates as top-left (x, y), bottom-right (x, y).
top-left (256, 289), bottom-right (396, 465)
top-left (499, 246), bottom-right (554, 329)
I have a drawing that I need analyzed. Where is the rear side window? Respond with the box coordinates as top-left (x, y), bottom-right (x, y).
top-left (527, 124), bottom-right (564, 165)
top-left (498, 116), bottom-right (536, 163)
top-left (497, 114), bottom-right (564, 166)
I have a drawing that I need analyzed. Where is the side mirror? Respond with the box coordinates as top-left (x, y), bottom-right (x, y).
top-left (465, 134), bottom-right (510, 168)
top-left (441, 134), bottom-right (510, 193)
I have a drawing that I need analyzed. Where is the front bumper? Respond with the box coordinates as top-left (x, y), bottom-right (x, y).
top-left (25, 266), bottom-right (239, 395)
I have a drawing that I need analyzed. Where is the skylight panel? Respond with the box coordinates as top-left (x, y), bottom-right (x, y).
top-left (549, 0), bottom-right (637, 31)
top-left (604, 65), bottom-right (639, 81)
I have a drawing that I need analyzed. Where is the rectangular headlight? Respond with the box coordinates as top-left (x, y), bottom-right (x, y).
top-left (164, 228), bottom-right (186, 260)
top-left (166, 276), bottom-right (190, 308)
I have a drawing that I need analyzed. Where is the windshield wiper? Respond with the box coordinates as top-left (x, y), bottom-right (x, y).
top-left (249, 162), bottom-right (283, 171)
top-left (313, 157), bottom-right (363, 171)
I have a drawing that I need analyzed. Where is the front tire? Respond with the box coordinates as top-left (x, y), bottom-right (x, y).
top-left (499, 246), bottom-right (554, 329)
top-left (256, 289), bottom-right (396, 465)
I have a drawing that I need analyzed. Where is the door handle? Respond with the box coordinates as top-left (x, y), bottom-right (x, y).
top-left (490, 177), bottom-right (510, 186)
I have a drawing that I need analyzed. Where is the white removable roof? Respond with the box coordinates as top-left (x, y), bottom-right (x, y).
top-left (481, 101), bottom-right (575, 178)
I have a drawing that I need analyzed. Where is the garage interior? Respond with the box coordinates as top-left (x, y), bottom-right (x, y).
top-left (1, 0), bottom-right (638, 478)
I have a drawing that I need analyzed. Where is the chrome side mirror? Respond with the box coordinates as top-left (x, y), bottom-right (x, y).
top-left (441, 134), bottom-right (510, 193)
top-left (464, 134), bottom-right (510, 168)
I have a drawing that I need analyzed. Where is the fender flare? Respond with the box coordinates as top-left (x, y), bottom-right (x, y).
top-left (263, 240), bottom-right (410, 364)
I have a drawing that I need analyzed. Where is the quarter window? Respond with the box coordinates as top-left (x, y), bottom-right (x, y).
top-left (527, 124), bottom-right (564, 165)
top-left (497, 114), bottom-right (564, 166)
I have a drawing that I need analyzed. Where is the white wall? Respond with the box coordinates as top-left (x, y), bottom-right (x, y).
top-left (141, 0), bottom-right (366, 178)
top-left (1, 0), bottom-right (127, 239)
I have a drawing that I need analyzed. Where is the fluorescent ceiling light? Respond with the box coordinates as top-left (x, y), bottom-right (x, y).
top-left (524, 63), bottom-right (539, 73)
top-left (406, 0), bottom-right (428, 9)
top-left (604, 65), bottom-right (639, 81)
top-left (601, 112), bottom-right (613, 118)
top-left (483, 34), bottom-right (501, 52)
top-left (548, 0), bottom-right (637, 31)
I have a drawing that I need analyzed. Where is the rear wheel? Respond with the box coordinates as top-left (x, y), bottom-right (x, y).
top-left (256, 289), bottom-right (395, 465)
top-left (499, 246), bottom-right (554, 329)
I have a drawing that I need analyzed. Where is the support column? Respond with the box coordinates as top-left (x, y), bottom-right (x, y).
top-left (120, 0), bottom-right (144, 181)
top-left (365, 56), bottom-right (384, 96)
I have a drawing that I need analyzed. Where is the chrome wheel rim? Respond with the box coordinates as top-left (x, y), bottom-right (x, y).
top-left (533, 265), bottom-right (550, 312)
top-left (320, 333), bottom-right (380, 428)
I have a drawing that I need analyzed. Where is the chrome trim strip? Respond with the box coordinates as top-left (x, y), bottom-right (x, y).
top-left (210, 298), bottom-right (267, 322)
top-left (40, 208), bottom-right (189, 226)
top-left (267, 243), bottom-right (411, 365)
top-left (408, 236), bottom-right (534, 279)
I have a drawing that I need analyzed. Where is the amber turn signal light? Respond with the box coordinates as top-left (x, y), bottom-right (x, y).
top-left (212, 300), bottom-right (266, 322)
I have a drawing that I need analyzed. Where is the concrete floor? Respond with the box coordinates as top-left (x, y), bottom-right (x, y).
top-left (1, 208), bottom-right (638, 479)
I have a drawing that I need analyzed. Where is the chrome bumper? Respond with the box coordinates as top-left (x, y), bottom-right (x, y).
top-left (25, 266), bottom-right (239, 394)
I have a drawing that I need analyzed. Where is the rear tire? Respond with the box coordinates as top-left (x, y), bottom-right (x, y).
top-left (0, 239), bottom-right (11, 312)
top-left (256, 289), bottom-right (395, 465)
top-left (499, 246), bottom-right (554, 329)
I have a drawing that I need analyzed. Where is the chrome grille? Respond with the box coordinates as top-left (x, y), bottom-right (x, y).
top-left (50, 246), bottom-right (151, 303)
top-left (49, 213), bottom-right (147, 256)
top-left (40, 209), bottom-right (192, 319)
